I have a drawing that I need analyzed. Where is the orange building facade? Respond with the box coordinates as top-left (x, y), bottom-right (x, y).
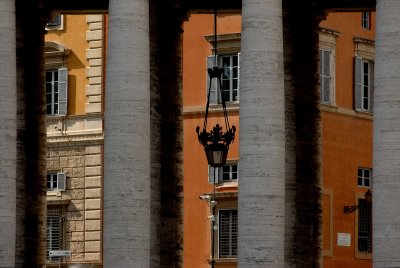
top-left (183, 11), bottom-right (375, 268)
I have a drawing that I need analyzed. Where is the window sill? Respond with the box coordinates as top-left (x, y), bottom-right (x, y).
top-left (211, 258), bottom-right (237, 263)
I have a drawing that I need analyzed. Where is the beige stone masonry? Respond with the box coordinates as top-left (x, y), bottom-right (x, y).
top-left (85, 241), bottom-right (101, 252)
top-left (89, 59), bottom-right (102, 66)
top-left (88, 96), bottom-right (102, 103)
top-left (85, 253), bottom-right (101, 261)
top-left (86, 103), bottom-right (102, 114)
top-left (86, 66), bottom-right (102, 77)
top-left (86, 48), bottom-right (102, 59)
top-left (86, 154), bottom-right (102, 166)
top-left (86, 145), bottom-right (101, 155)
top-left (85, 210), bottom-right (101, 220)
top-left (86, 30), bottom-right (103, 41)
top-left (85, 220), bottom-right (101, 231)
top-left (85, 231), bottom-right (101, 241)
top-left (85, 166), bottom-right (102, 177)
top-left (89, 77), bottom-right (102, 85)
top-left (85, 188), bottom-right (102, 199)
top-left (85, 176), bottom-right (102, 188)
top-left (85, 199), bottom-right (101, 210)
top-left (86, 14), bottom-right (103, 23)
top-left (89, 40), bottom-right (103, 49)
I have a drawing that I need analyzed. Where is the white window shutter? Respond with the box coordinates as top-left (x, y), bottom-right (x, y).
top-left (57, 172), bottom-right (66, 191)
top-left (237, 52), bottom-right (240, 102)
top-left (354, 57), bottom-right (362, 110)
top-left (58, 68), bottom-right (68, 115)
top-left (369, 61), bottom-right (374, 112)
top-left (323, 50), bottom-right (331, 103)
top-left (207, 55), bottom-right (218, 104)
top-left (208, 166), bottom-right (220, 184)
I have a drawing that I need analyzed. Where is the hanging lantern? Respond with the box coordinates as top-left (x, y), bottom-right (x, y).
top-left (196, 9), bottom-right (236, 168)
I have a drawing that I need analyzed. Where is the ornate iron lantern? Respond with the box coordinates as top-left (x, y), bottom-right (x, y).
top-left (196, 10), bottom-right (236, 168)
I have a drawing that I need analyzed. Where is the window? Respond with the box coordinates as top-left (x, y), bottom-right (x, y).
top-left (355, 57), bottom-right (374, 112)
top-left (362, 12), bottom-right (371, 30)
top-left (357, 168), bottom-right (371, 187)
top-left (46, 207), bottom-right (63, 262)
top-left (219, 209), bottom-right (238, 258)
top-left (208, 162), bottom-right (238, 184)
top-left (319, 49), bottom-right (332, 104)
top-left (207, 53), bottom-right (240, 104)
top-left (46, 68), bottom-right (68, 115)
top-left (46, 14), bottom-right (64, 30)
top-left (47, 172), bottom-right (66, 191)
top-left (358, 199), bottom-right (372, 253)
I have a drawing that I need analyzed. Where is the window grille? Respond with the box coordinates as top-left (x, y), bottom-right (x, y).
top-left (46, 207), bottom-right (62, 262)
top-left (358, 199), bottom-right (372, 253)
top-left (219, 209), bottom-right (238, 258)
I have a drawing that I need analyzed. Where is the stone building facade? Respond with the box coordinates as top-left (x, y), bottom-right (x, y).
top-left (44, 14), bottom-right (105, 267)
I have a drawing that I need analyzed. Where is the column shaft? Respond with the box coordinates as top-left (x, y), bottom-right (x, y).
top-left (373, 0), bottom-right (400, 266)
top-left (238, 0), bottom-right (285, 267)
top-left (104, 0), bottom-right (151, 266)
top-left (0, 1), bottom-right (17, 266)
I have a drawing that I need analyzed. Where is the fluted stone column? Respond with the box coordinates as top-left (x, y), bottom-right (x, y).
top-left (0, 1), bottom-right (17, 267)
top-left (238, 0), bottom-right (285, 267)
top-left (104, 0), bottom-right (150, 266)
top-left (373, 0), bottom-right (400, 266)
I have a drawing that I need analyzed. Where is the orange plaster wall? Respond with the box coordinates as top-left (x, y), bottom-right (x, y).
top-left (45, 15), bottom-right (89, 115)
top-left (320, 12), bottom-right (375, 110)
top-left (183, 13), bottom-right (241, 268)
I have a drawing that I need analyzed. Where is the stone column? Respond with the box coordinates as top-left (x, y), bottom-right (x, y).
top-left (373, 0), bottom-right (400, 266)
top-left (238, 0), bottom-right (285, 267)
top-left (104, 0), bottom-right (150, 267)
top-left (283, 1), bottom-right (322, 267)
top-left (0, 1), bottom-right (17, 266)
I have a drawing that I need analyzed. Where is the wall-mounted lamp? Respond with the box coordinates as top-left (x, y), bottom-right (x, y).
top-left (344, 189), bottom-right (372, 213)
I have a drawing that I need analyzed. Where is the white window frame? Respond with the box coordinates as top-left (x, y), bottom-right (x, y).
top-left (208, 162), bottom-right (239, 184)
top-left (46, 68), bottom-right (68, 116)
top-left (218, 209), bottom-right (238, 258)
top-left (220, 54), bottom-right (240, 103)
top-left (354, 57), bottom-right (374, 112)
top-left (47, 172), bottom-right (66, 192)
top-left (46, 14), bottom-right (64, 31)
top-left (361, 12), bottom-right (371, 30)
top-left (357, 167), bottom-right (372, 188)
top-left (207, 53), bottom-right (240, 105)
top-left (319, 48), bottom-right (333, 104)
top-left (319, 28), bottom-right (338, 106)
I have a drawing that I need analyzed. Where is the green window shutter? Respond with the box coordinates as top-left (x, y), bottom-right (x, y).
top-left (58, 68), bottom-right (68, 115)
top-left (354, 57), bottom-right (362, 110)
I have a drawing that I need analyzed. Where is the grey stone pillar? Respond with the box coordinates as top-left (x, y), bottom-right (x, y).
top-left (0, 1), bottom-right (17, 267)
top-left (238, 0), bottom-right (285, 267)
top-left (373, 0), bottom-right (400, 266)
top-left (104, 0), bottom-right (150, 267)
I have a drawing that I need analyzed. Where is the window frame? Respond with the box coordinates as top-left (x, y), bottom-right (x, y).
top-left (319, 48), bottom-right (333, 104)
top-left (220, 54), bottom-right (240, 103)
top-left (208, 161), bottom-right (239, 184)
top-left (318, 28), bottom-right (338, 106)
top-left (46, 206), bottom-right (65, 262)
top-left (354, 57), bottom-right (374, 112)
top-left (47, 172), bottom-right (66, 192)
top-left (218, 208), bottom-right (238, 259)
top-left (361, 12), bottom-right (371, 30)
top-left (46, 14), bottom-right (64, 31)
top-left (357, 167), bottom-right (372, 188)
top-left (355, 192), bottom-right (372, 259)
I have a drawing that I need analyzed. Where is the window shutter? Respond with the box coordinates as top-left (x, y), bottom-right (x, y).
top-left (208, 166), bottom-right (220, 184)
top-left (369, 61), bottom-right (374, 112)
top-left (57, 172), bottom-right (66, 191)
top-left (207, 55), bottom-right (218, 104)
top-left (323, 50), bottom-right (331, 103)
top-left (58, 68), bottom-right (68, 115)
top-left (237, 52), bottom-right (240, 102)
top-left (354, 57), bottom-right (362, 110)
